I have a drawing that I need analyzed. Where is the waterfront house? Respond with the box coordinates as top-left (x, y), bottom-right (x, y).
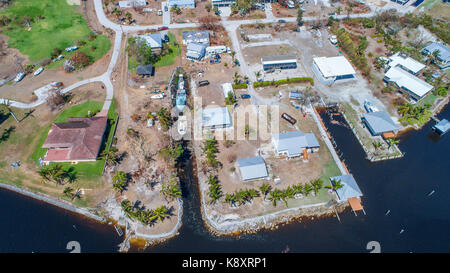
top-left (137, 64), bottom-right (154, 77)
top-left (422, 42), bottom-right (450, 70)
top-left (383, 66), bottom-right (433, 102)
top-left (182, 30), bottom-right (210, 45)
top-left (212, 0), bottom-right (237, 6)
top-left (237, 156), bottom-right (269, 181)
top-left (272, 130), bottom-right (320, 159)
top-left (362, 111), bottom-right (399, 138)
top-left (312, 56), bottom-right (356, 85)
top-left (201, 107), bottom-right (232, 129)
top-left (329, 174), bottom-right (364, 214)
top-left (42, 116), bottom-right (108, 165)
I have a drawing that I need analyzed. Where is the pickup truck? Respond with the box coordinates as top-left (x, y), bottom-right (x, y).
top-left (198, 80), bottom-right (210, 87)
top-left (281, 113), bottom-right (297, 125)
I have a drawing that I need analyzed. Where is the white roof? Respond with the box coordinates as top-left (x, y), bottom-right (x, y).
top-left (221, 83), bottom-right (234, 98)
top-left (201, 107), bottom-right (232, 128)
top-left (385, 67), bottom-right (433, 98)
top-left (388, 53), bottom-right (425, 74)
top-left (313, 56), bottom-right (356, 78)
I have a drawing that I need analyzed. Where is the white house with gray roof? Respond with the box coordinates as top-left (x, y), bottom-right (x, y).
top-left (422, 42), bottom-right (450, 70)
top-left (186, 42), bottom-right (206, 60)
top-left (272, 130), bottom-right (320, 158)
top-left (136, 33), bottom-right (163, 53)
top-left (201, 107), bottom-right (232, 129)
top-left (237, 156), bottom-right (269, 181)
top-left (362, 111), bottom-right (399, 136)
top-left (387, 52), bottom-right (426, 75)
top-left (168, 0), bottom-right (195, 8)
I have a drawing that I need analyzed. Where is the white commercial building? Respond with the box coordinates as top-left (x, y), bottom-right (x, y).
top-left (387, 52), bottom-right (425, 75)
top-left (201, 107), bottom-right (233, 129)
top-left (312, 56), bottom-right (356, 84)
top-left (384, 66), bottom-right (433, 102)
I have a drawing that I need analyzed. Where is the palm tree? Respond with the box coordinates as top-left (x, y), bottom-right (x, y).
top-left (387, 138), bottom-right (399, 150)
top-left (101, 147), bottom-right (119, 166)
top-left (336, 6), bottom-right (342, 15)
top-left (268, 190), bottom-right (282, 207)
top-left (63, 186), bottom-right (74, 199)
top-left (121, 200), bottom-right (134, 218)
top-left (325, 179), bottom-right (344, 192)
top-left (254, 71), bottom-right (261, 80)
top-left (293, 184), bottom-right (303, 195)
top-left (233, 72), bottom-right (241, 84)
top-left (153, 206), bottom-right (170, 222)
top-left (225, 193), bottom-right (237, 206)
top-left (398, 104), bottom-right (411, 116)
top-left (247, 188), bottom-right (260, 199)
top-left (372, 141), bottom-right (383, 150)
top-left (112, 171), bottom-right (127, 192)
top-left (303, 183), bottom-right (313, 197)
top-left (259, 183), bottom-right (272, 200)
top-left (311, 179), bottom-right (323, 195)
top-left (161, 179), bottom-right (182, 201)
top-left (1, 100), bottom-right (19, 123)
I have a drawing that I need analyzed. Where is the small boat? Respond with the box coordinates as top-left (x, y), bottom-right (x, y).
top-left (33, 67), bottom-right (44, 76)
top-left (364, 100), bottom-right (378, 113)
top-left (151, 94), bottom-right (164, 99)
top-left (14, 72), bottom-right (25, 82)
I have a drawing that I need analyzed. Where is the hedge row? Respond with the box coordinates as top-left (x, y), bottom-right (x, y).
top-left (232, 83), bottom-right (248, 89)
top-left (253, 77), bottom-right (314, 88)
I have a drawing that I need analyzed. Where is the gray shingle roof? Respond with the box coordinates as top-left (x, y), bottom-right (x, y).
top-left (362, 111), bottom-right (398, 135)
top-left (422, 42), bottom-right (450, 63)
top-left (137, 65), bottom-right (154, 75)
top-left (237, 156), bottom-right (268, 181)
top-left (329, 174), bottom-right (363, 201)
top-left (272, 130), bottom-right (320, 157)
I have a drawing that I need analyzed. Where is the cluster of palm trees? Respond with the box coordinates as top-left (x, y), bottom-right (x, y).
top-left (160, 178), bottom-right (182, 201)
top-left (38, 164), bottom-right (76, 185)
top-left (112, 171), bottom-right (128, 193)
top-left (63, 186), bottom-right (80, 201)
top-left (397, 103), bottom-right (431, 125)
top-left (267, 179), bottom-right (323, 207)
top-left (224, 188), bottom-right (260, 207)
top-left (233, 72), bottom-right (248, 85)
top-left (101, 147), bottom-right (119, 166)
top-left (121, 200), bottom-right (171, 226)
top-left (206, 175), bottom-right (223, 204)
top-left (203, 137), bottom-right (220, 168)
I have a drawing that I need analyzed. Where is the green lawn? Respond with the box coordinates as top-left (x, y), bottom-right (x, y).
top-left (154, 32), bottom-right (180, 68)
top-left (0, 0), bottom-right (110, 65)
top-left (31, 100), bottom-right (118, 179)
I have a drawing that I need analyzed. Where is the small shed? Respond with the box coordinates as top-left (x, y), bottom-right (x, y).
top-left (137, 65), bottom-right (154, 77)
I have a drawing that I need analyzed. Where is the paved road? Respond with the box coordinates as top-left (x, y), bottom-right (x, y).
top-left (1, 0), bottom-right (387, 110)
top-left (162, 2), bottom-right (170, 25)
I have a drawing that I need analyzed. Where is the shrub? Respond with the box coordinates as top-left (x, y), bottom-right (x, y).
top-left (232, 82), bottom-right (247, 89)
top-left (253, 77), bottom-right (314, 88)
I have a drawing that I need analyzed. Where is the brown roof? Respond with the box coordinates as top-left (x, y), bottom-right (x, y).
top-left (43, 116), bottom-right (108, 161)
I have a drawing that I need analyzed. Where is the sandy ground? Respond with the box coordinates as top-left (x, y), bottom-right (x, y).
top-left (170, 2), bottom-right (214, 24)
top-left (103, 0), bottom-right (163, 26)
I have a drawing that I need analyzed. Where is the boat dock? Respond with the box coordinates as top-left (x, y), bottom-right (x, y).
top-left (432, 118), bottom-right (450, 136)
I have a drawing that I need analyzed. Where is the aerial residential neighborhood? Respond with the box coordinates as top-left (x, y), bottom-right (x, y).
top-left (0, 0), bottom-right (449, 255)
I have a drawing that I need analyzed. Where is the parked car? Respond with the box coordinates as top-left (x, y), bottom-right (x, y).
top-left (33, 67), bottom-right (44, 77)
top-left (240, 94), bottom-right (251, 99)
top-left (281, 113), bottom-right (297, 125)
top-left (53, 55), bottom-right (64, 62)
top-left (158, 26), bottom-right (168, 31)
top-left (329, 35), bottom-right (338, 45)
top-left (198, 80), bottom-right (210, 87)
top-left (164, 6), bottom-right (168, 12)
top-left (14, 72), bottom-right (25, 82)
top-left (278, 19), bottom-right (287, 23)
top-left (157, 10), bottom-right (162, 16)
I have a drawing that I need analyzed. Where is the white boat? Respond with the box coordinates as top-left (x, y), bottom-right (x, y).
top-left (151, 94), bottom-right (164, 99)
top-left (14, 72), bottom-right (25, 82)
top-left (364, 100), bottom-right (378, 113)
top-left (65, 46), bottom-right (79, 52)
top-left (33, 67), bottom-right (44, 76)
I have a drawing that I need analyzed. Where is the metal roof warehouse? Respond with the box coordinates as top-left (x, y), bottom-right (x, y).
top-left (261, 54), bottom-right (297, 71)
top-left (312, 56), bottom-right (356, 84)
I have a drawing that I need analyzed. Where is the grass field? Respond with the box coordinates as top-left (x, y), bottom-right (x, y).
top-left (154, 32), bottom-right (180, 68)
top-left (0, 0), bottom-right (110, 65)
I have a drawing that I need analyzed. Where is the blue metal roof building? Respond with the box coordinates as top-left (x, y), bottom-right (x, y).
top-left (329, 174), bottom-right (363, 201)
top-left (237, 156), bottom-right (269, 181)
top-left (272, 130), bottom-right (320, 158)
top-left (362, 111), bottom-right (398, 136)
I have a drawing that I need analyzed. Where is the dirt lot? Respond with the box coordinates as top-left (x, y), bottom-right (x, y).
top-left (171, 2), bottom-right (214, 24)
top-left (103, 0), bottom-right (163, 26)
top-left (228, 10), bottom-right (266, 21)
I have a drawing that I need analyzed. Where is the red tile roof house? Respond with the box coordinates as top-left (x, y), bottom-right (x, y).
top-left (41, 115), bottom-right (108, 165)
